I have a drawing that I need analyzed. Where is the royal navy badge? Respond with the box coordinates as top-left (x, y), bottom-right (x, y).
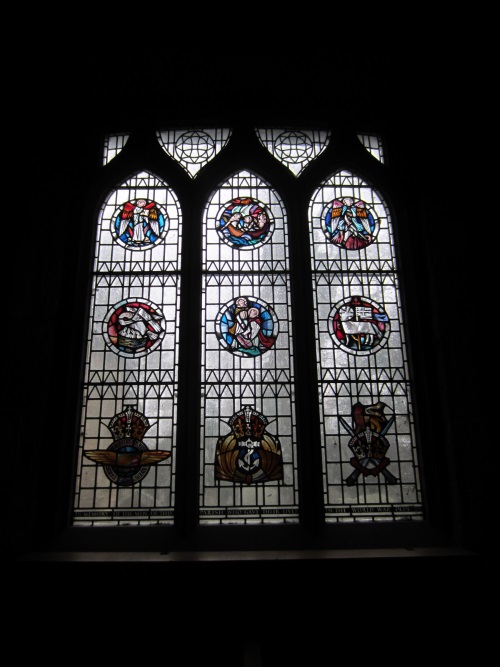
top-left (215, 405), bottom-right (283, 484)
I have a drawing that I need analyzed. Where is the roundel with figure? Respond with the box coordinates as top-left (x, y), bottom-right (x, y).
top-left (216, 295), bottom-right (278, 357)
top-left (112, 199), bottom-right (169, 249)
top-left (216, 197), bottom-right (274, 250)
top-left (328, 295), bottom-right (390, 355)
top-left (103, 297), bottom-right (165, 357)
top-left (322, 197), bottom-right (379, 250)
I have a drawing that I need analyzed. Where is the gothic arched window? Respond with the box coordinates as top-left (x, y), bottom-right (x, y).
top-left (49, 124), bottom-right (446, 553)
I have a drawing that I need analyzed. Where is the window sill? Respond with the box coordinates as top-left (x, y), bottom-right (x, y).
top-left (17, 546), bottom-right (478, 562)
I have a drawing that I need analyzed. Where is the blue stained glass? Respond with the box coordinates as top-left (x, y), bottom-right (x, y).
top-left (217, 296), bottom-right (278, 357)
top-left (113, 199), bottom-right (168, 248)
top-left (323, 198), bottom-right (379, 250)
top-left (216, 197), bottom-right (274, 250)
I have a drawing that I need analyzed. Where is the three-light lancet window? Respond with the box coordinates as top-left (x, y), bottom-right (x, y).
top-left (72, 128), bottom-right (423, 528)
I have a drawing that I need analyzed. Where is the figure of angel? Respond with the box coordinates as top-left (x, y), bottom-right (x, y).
top-left (114, 199), bottom-right (164, 246)
top-left (324, 198), bottom-right (378, 250)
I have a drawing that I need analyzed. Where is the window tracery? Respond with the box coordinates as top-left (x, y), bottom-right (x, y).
top-left (72, 129), bottom-right (423, 534)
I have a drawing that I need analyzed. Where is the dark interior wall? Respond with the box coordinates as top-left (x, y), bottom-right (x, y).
top-left (6, 34), bottom-right (493, 661)
top-left (8, 41), bottom-right (489, 566)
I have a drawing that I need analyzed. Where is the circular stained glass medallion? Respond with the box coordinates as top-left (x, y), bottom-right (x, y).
top-left (216, 197), bottom-right (274, 250)
top-left (103, 297), bottom-right (165, 357)
top-left (216, 295), bottom-right (278, 357)
top-left (328, 295), bottom-right (390, 355)
top-left (322, 197), bottom-right (379, 250)
top-left (112, 199), bottom-right (168, 250)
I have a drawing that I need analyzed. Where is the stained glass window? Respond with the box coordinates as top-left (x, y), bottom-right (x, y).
top-left (357, 133), bottom-right (385, 163)
top-left (309, 170), bottom-right (422, 521)
top-left (103, 133), bottom-right (130, 166)
top-left (256, 128), bottom-right (330, 176)
top-left (157, 128), bottom-right (232, 178)
top-left (72, 171), bottom-right (182, 525)
top-left (200, 171), bottom-right (298, 523)
top-left (71, 127), bottom-right (426, 539)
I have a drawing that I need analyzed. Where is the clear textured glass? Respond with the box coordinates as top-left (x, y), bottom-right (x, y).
top-left (309, 169), bottom-right (423, 522)
top-left (256, 128), bottom-right (330, 176)
top-left (72, 172), bottom-right (182, 526)
top-left (200, 170), bottom-right (299, 524)
top-left (103, 133), bottom-right (130, 165)
top-left (157, 128), bottom-right (232, 177)
top-left (357, 133), bottom-right (385, 164)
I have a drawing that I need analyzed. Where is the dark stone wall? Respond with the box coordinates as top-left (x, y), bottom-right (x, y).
top-left (7, 42), bottom-right (489, 565)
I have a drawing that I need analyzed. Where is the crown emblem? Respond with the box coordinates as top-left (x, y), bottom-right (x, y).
top-left (215, 405), bottom-right (282, 484)
top-left (229, 405), bottom-right (268, 440)
top-left (108, 405), bottom-right (150, 441)
top-left (83, 405), bottom-right (171, 486)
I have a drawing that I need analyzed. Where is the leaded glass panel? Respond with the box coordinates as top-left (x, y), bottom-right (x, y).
top-left (71, 128), bottom-right (426, 534)
top-left (72, 172), bottom-right (182, 526)
top-left (357, 134), bottom-right (385, 163)
top-left (200, 171), bottom-right (299, 524)
top-left (309, 170), bottom-right (423, 522)
top-left (203, 170), bottom-right (288, 273)
top-left (103, 133), bottom-right (130, 165)
top-left (157, 128), bottom-right (232, 178)
top-left (94, 171), bottom-right (181, 274)
top-left (256, 128), bottom-right (330, 176)
top-left (309, 170), bottom-right (395, 273)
